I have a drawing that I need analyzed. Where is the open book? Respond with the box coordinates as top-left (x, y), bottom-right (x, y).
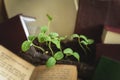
top-left (0, 45), bottom-right (77, 80)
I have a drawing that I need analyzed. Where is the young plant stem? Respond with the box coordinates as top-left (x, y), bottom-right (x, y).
top-left (32, 43), bottom-right (45, 52)
top-left (86, 45), bottom-right (92, 53)
top-left (48, 41), bottom-right (54, 55)
top-left (60, 48), bottom-right (62, 52)
top-left (78, 38), bottom-right (87, 55)
top-left (47, 21), bottom-right (51, 34)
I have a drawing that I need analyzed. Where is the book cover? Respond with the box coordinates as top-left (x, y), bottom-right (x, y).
top-left (0, 14), bottom-right (36, 54)
top-left (92, 56), bottom-right (120, 80)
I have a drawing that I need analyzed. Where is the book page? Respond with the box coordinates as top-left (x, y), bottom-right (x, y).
top-left (20, 15), bottom-right (37, 37)
top-left (0, 45), bottom-right (35, 80)
top-left (30, 65), bottom-right (77, 80)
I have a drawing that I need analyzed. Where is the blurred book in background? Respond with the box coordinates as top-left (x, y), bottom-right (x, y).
top-left (0, 14), bottom-right (37, 54)
top-left (102, 26), bottom-right (120, 44)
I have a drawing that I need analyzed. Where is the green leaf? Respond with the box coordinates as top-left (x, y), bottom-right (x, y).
top-left (87, 39), bottom-right (94, 44)
top-left (80, 40), bottom-right (88, 45)
top-left (21, 41), bottom-right (32, 52)
top-left (71, 34), bottom-right (79, 39)
top-left (51, 39), bottom-right (61, 49)
top-left (28, 35), bottom-right (36, 42)
top-left (49, 32), bottom-right (59, 39)
top-left (45, 36), bottom-right (51, 42)
top-left (54, 51), bottom-right (64, 60)
top-left (80, 35), bottom-right (88, 42)
top-left (38, 33), bottom-right (47, 43)
top-left (73, 52), bottom-right (80, 61)
top-left (63, 48), bottom-right (73, 56)
top-left (40, 26), bottom-right (48, 33)
top-left (46, 57), bottom-right (56, 67)
top-left (47, 14), bottom-right (53, 21)
top-left (59, 36), bottom-right (67, 41)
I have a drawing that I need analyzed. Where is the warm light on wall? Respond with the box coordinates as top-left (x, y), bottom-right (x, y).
top-left (4, 0), bottom-right (78, 36)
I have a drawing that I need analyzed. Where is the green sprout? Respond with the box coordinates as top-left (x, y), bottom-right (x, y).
top-left (71, 34), bottom-right (94, 55)
top-left (21, 35), bottom-right (45, 52)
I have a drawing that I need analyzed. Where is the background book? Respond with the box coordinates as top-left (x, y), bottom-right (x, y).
top-left (92, 56), bottom-right (120, 80)
top-left (95, 43), bottom-right (120, 62)
top-left (102, 26), bottom-right (120, 44)
top-left (0, 14), bottom-right (37, 54)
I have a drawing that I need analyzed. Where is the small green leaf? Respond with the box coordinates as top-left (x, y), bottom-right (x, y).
top-left (40, 26), bottom-right (48, 33)
top-left (51, 39), bottom-right (61, 49)
top-left (21, 41), bottom-right (32, 52)
top-left (54, 51), bottom-right (64, 60)
top-left (63, 48), bottom-right (73, 56)
top-left (38, 33), bottom-right (47, 43)
top-left (80, 40), bottom-right (88, 45)
top-left (71, 34), bottom-right (79, 39)
top-left (47, 14), bottom-right (53, 21)
top-left (59, 36), bottom-right (67, 41)
top-left (80, 35), bottom-right (88, 42)
top-left (46, 57), bottom-right (56, 67)
top-left (45, 36), bottom-right (51, 42)
top-left (49, 32), bottom-right (59, 39)
top-left (28, 35), bottom-right (36, 42)
top-left (87, 39), bottom-right (94, 44)
top-left (73, 52), bottom-right (80, 61)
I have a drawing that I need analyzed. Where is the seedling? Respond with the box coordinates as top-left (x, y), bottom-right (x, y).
top-left (21, 14), bottom-right (80, 67)
top-left (71, 34), bottom-right (94, 55)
